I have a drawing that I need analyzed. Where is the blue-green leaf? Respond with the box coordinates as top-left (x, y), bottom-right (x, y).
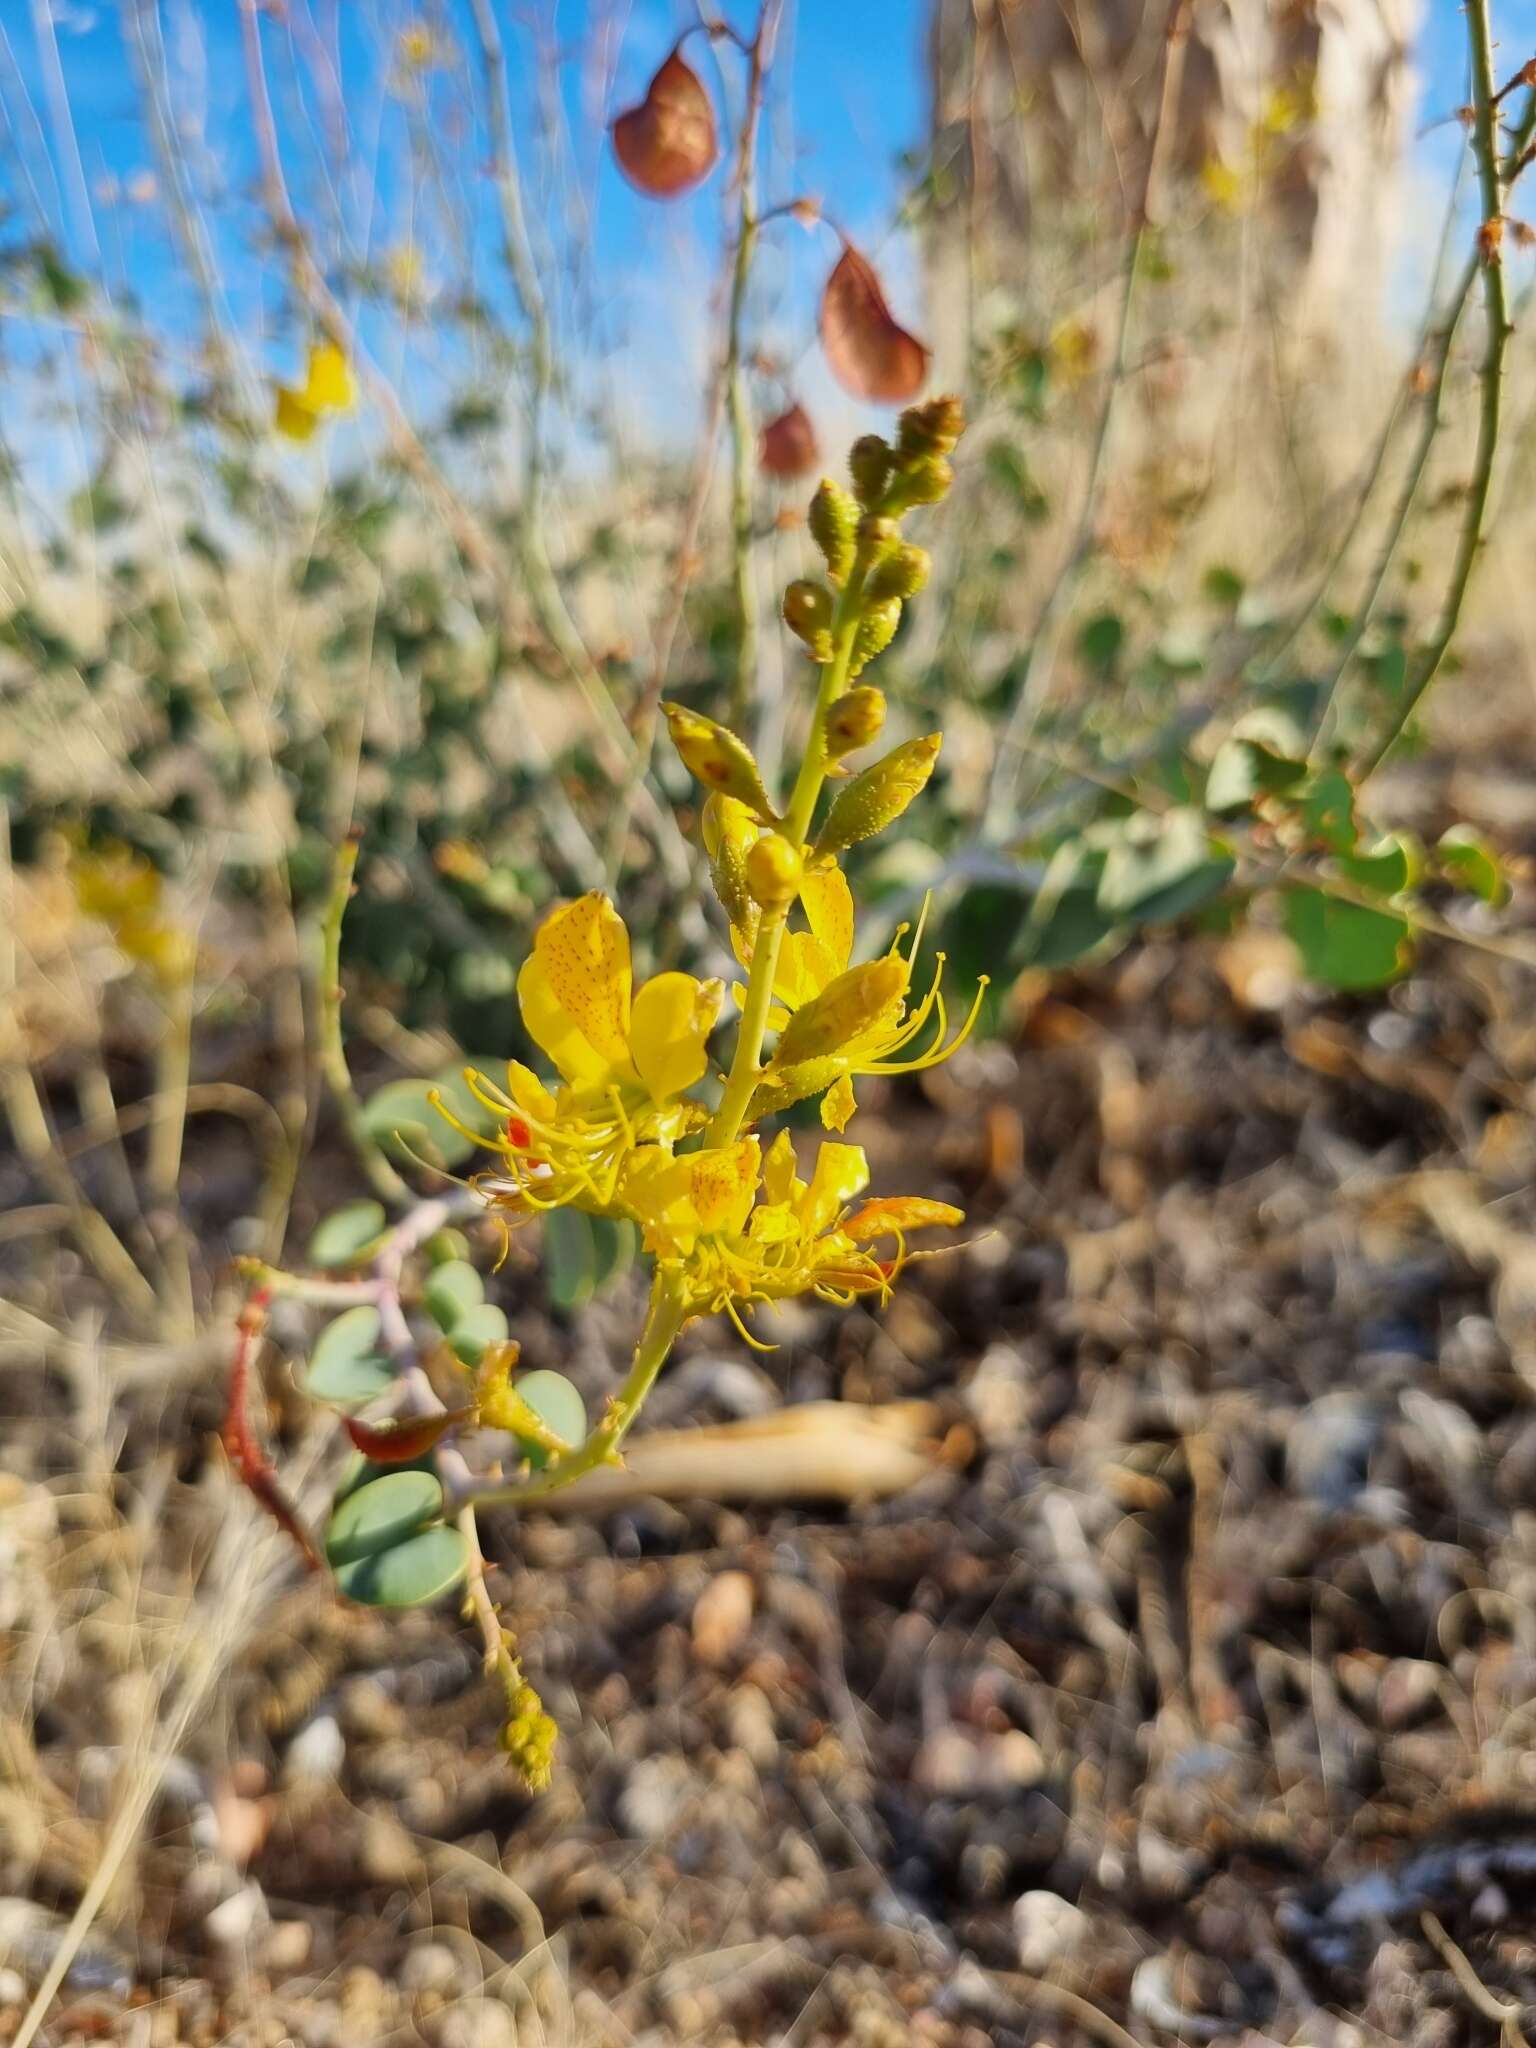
top-left (306, 1306), bottom-right (393, 1408)
top-left (333, 1524), bottom-right (466, 1607)
top-left (308, 1201), bottom-right (387, 1269)
top-left (325, 1467), bottom-right (443, 1567)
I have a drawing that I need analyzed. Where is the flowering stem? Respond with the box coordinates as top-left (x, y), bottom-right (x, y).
top-left (707, 564), bottom-right (869, 1151)
top-left (451, 1266), bottom-right (688, 1514)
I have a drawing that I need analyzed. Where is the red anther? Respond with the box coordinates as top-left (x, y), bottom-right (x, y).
top-left (506, 1116), bottom-right (533, 1149)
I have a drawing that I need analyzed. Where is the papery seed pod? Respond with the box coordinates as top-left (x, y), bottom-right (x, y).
top-left (820, 245), bottom-right (930, 404)
top-left (745, 832), bottom-right (804, 913)
top-left (866, 542), bottom-right (930, 604)
top-left (759, 403), bottom-right (819, 481)
top-left (776, 956), bottom-right (907, 1065)
top-left (849, 597), bottom-right (901, 676)
top-left (825, 686), bottom-right (886, 758)
top-left (813, 733), bottom-right (942, 859)
top-left (611, 49), bottom-right (719, 198)
top-left (702, 793), bottom-right (760, 936)
top-left (849, 435), bottom-right (894, 509)
top-left (783, 578), bottom-right (835, 660)
top-left (809, 478), bottom-right (859, 584)
top-left (664, 703), bottom-right (778, 819)
top-left (897, 395), bottom-right (965, 458)
top-left (887, 455), bottom-right (953, 512)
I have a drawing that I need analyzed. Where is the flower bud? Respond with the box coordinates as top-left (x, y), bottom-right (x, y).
top-left (745, 832), bottom-right (804, 913)
top-left (887, 454), bottom-right (953, 511)
top-left (702, 793), bottom-right (761, 937)
top-left (849, 597), bottom-right (901, 677)
top-left (897, 394), bottom-right (965, 457)
top-left (849, 434), bottom-right (893, 508)
top-left (825, 686), bottom-right (886, 758)
top-left (865, 542), bottom-right (930, 604)
top-left (813, 733), bottom-right (941, 859)
top-left (776, 956), bottom-right (907, 1066)
top-left (808, 478), bottom-right (859, 584)
top-left (664, 702), bottom-right (778, 821)
top-left (782, 578), bottom-right (835, 661)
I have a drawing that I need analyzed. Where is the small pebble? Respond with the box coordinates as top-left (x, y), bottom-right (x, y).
top-left (1012, 1890), bottom-right (1089, 1972)
top-left (205, 1883), bottom-right (269, 1951)
top-left (284, 1712), bottom-right (346, 1784)
top-left (692, 1570), bottom-right (755, 1666)
top-left (401, 1941), bottom-right (462, 1995)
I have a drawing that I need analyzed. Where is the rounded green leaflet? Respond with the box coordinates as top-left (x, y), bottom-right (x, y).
top-left (363, 1077), bottom-right (477, 1170)
top-left (512, 1369), bottom-right (586, 1471)
top-left (423, 1259), bottom-right (484, 1330)
top-left (333, 1448), bottom-right (438, 1504)
top-left (308, 1200), bottom-right (387, 1269)
top-left (325, 1467), bottom-right (443, 1567)
top-left (306, 1305), bottom-right (394, 1408)
top-left (448, 1302), bottom-right (509, 1366)
top-left (333, 1523), bottom-right (467, 1608)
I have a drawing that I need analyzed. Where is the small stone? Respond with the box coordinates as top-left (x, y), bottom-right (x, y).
top-left (911, 1727), bottom-right (1044, 1797)
top-left (284, 1713), bottom-right (346, 1784)
top-left (726, 1683), bottom-right (778, 1768)
top-left (964, 1345), bottom-right (1030, 1444)
top-left (205, 1883), bottom-right (269, 1950)
top-left (1012, 1890), bottom-right (1089, 1972)
top-left (401, 1942), bottom-right (462, 1995)
top-left (692, 1571), bottom-right (755, 1666)
top-left (261, 1920), bottom-right (313, 1973)
top-left (0, 1967), bottom-right (24, 2006)
top-left (425, 1996), bottom-right (518, 2048)
top-left (1378, 1659), bottom-right (1443, 1731)
top-left (619, 1755), bottom-right (698, 1840)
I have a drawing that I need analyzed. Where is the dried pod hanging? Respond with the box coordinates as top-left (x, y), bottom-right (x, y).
top-left (759, 402), bottom-right (819, 481)
top-left (611, 48), bottom-right (719, 198)
top-left (819, 245), bottom-right (929, 405)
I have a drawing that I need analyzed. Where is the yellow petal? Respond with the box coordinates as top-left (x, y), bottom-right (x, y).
top-left (775, 930), bottom-right (841, 1010)
top-left (631, 972), bottom-right (721, 1102)
top-left (506, 1060), bottom-right (558, 1121)
top-left (689, 1138), bottom-right (761, 1237)
top-left (820, 1073), bottom-right (857, 1132)
top-left (798, 864), bottom-right (854, 972)
top-left (776, 956), bottom-right (906, 1066)
top-left (527, 892), bottom-right (632, 1075)
top-left (762, 1129), bottom-right (798, 1205)
top-left (274, 386), bottom-right (319, 441)
top-left (517, 953), bottom-right (609, 1086)
top-left (800, 1142), bottom-right (868, 1235)
top-left (844, 1196), bottom-right (964, 1241)
top-left (303, 339), bottom-right (355, 412)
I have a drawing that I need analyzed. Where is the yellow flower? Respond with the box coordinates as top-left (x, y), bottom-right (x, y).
top-left (446, 892), bottom-right (722, 1221)
top-left (71, 845), bottom-right (194, 988)
top-left (737, 880), bottom-right (986, 1132)
top-left (625, 1130), bottom-right (963, 1344)
top-left (273, 340), bottom-right (355, 441)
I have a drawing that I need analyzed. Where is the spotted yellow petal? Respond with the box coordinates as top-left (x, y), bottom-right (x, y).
top-left (844, 1196), bottom-right (964, 1241)
top-left (798, 864), bottom-right (854, 973)
top-left (690, 1138), bottom-right (762, 1236)
top-left (527, 892), bottom-right (632, 1076)
top-left (631, 972), bottom-right (721, 1102)
top-left (517, 953), bottom-right (608, 1087)
top-left (800, 1142), bottom-right (868, 1235)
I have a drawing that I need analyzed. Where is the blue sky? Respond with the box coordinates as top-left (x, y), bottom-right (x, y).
top-left (1, 0), bottom-right (1533, 476)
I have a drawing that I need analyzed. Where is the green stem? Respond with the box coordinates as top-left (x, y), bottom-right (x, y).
top-left (454, 1266), bottom-right (688, 1512)
top-left (318, 837), bottom-right (409, 1207)
top-left (1361, 0), bottom-right (1510, 781)
top-left (706, 562), bottom-right (869, 1151)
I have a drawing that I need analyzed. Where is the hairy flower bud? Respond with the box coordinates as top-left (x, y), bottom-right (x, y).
top-left (664, 703), bottom-right (778, 821)
top-left (887, 454), bottom-right (953, 512)
top-left (808, 478), bottom-right (859, 584)
top-left (745, 832), bottom-right (804, 913)
top-left (813, 733), bottom-right (942, 859)
top-left (865, 542), bottom-right (930, 605)
top-left (776, 956), bottom-right (907, 1066)
top-left (849, 434), bottom-right (893, 509)
top-left (783, 578), bottom-right (835, 661)
top-left (825, 686), bottom-right (886, 759)
top-left (849, 597), bottom-right (901, 677)
top-left (897, 394), bottom-right (965, 458)
top-left (702, 793), bottom-right (761, 936)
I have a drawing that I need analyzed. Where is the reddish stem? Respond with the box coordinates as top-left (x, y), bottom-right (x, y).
top-left (221, 1285), bottom-right (322, 1571)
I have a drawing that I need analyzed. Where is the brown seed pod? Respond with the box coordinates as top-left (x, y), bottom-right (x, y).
top-left (819, 245), bottom-right (929, 405)
top-left (759, 403), bottom-right (819, 481)
top-left (611, 49), bottom-right (719, 199)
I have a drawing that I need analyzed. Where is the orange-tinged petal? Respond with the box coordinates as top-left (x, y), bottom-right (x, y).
top-left (631, 971), bottom-right (721, 1101)
top-left (844, 1196), bottom-right (964, 1241)
top-left (798, 863), bottom-right (854, 972)
top-left (800, 1142), bottom-right (868, 1235)
top-left (529, 892), bottom-right (632, 1073)
top-left (688, 1138), bottom-right (761, 1237)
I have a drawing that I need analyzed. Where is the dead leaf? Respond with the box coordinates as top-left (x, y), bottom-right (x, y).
top-left (758, 402), bottom-right (818, 480)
